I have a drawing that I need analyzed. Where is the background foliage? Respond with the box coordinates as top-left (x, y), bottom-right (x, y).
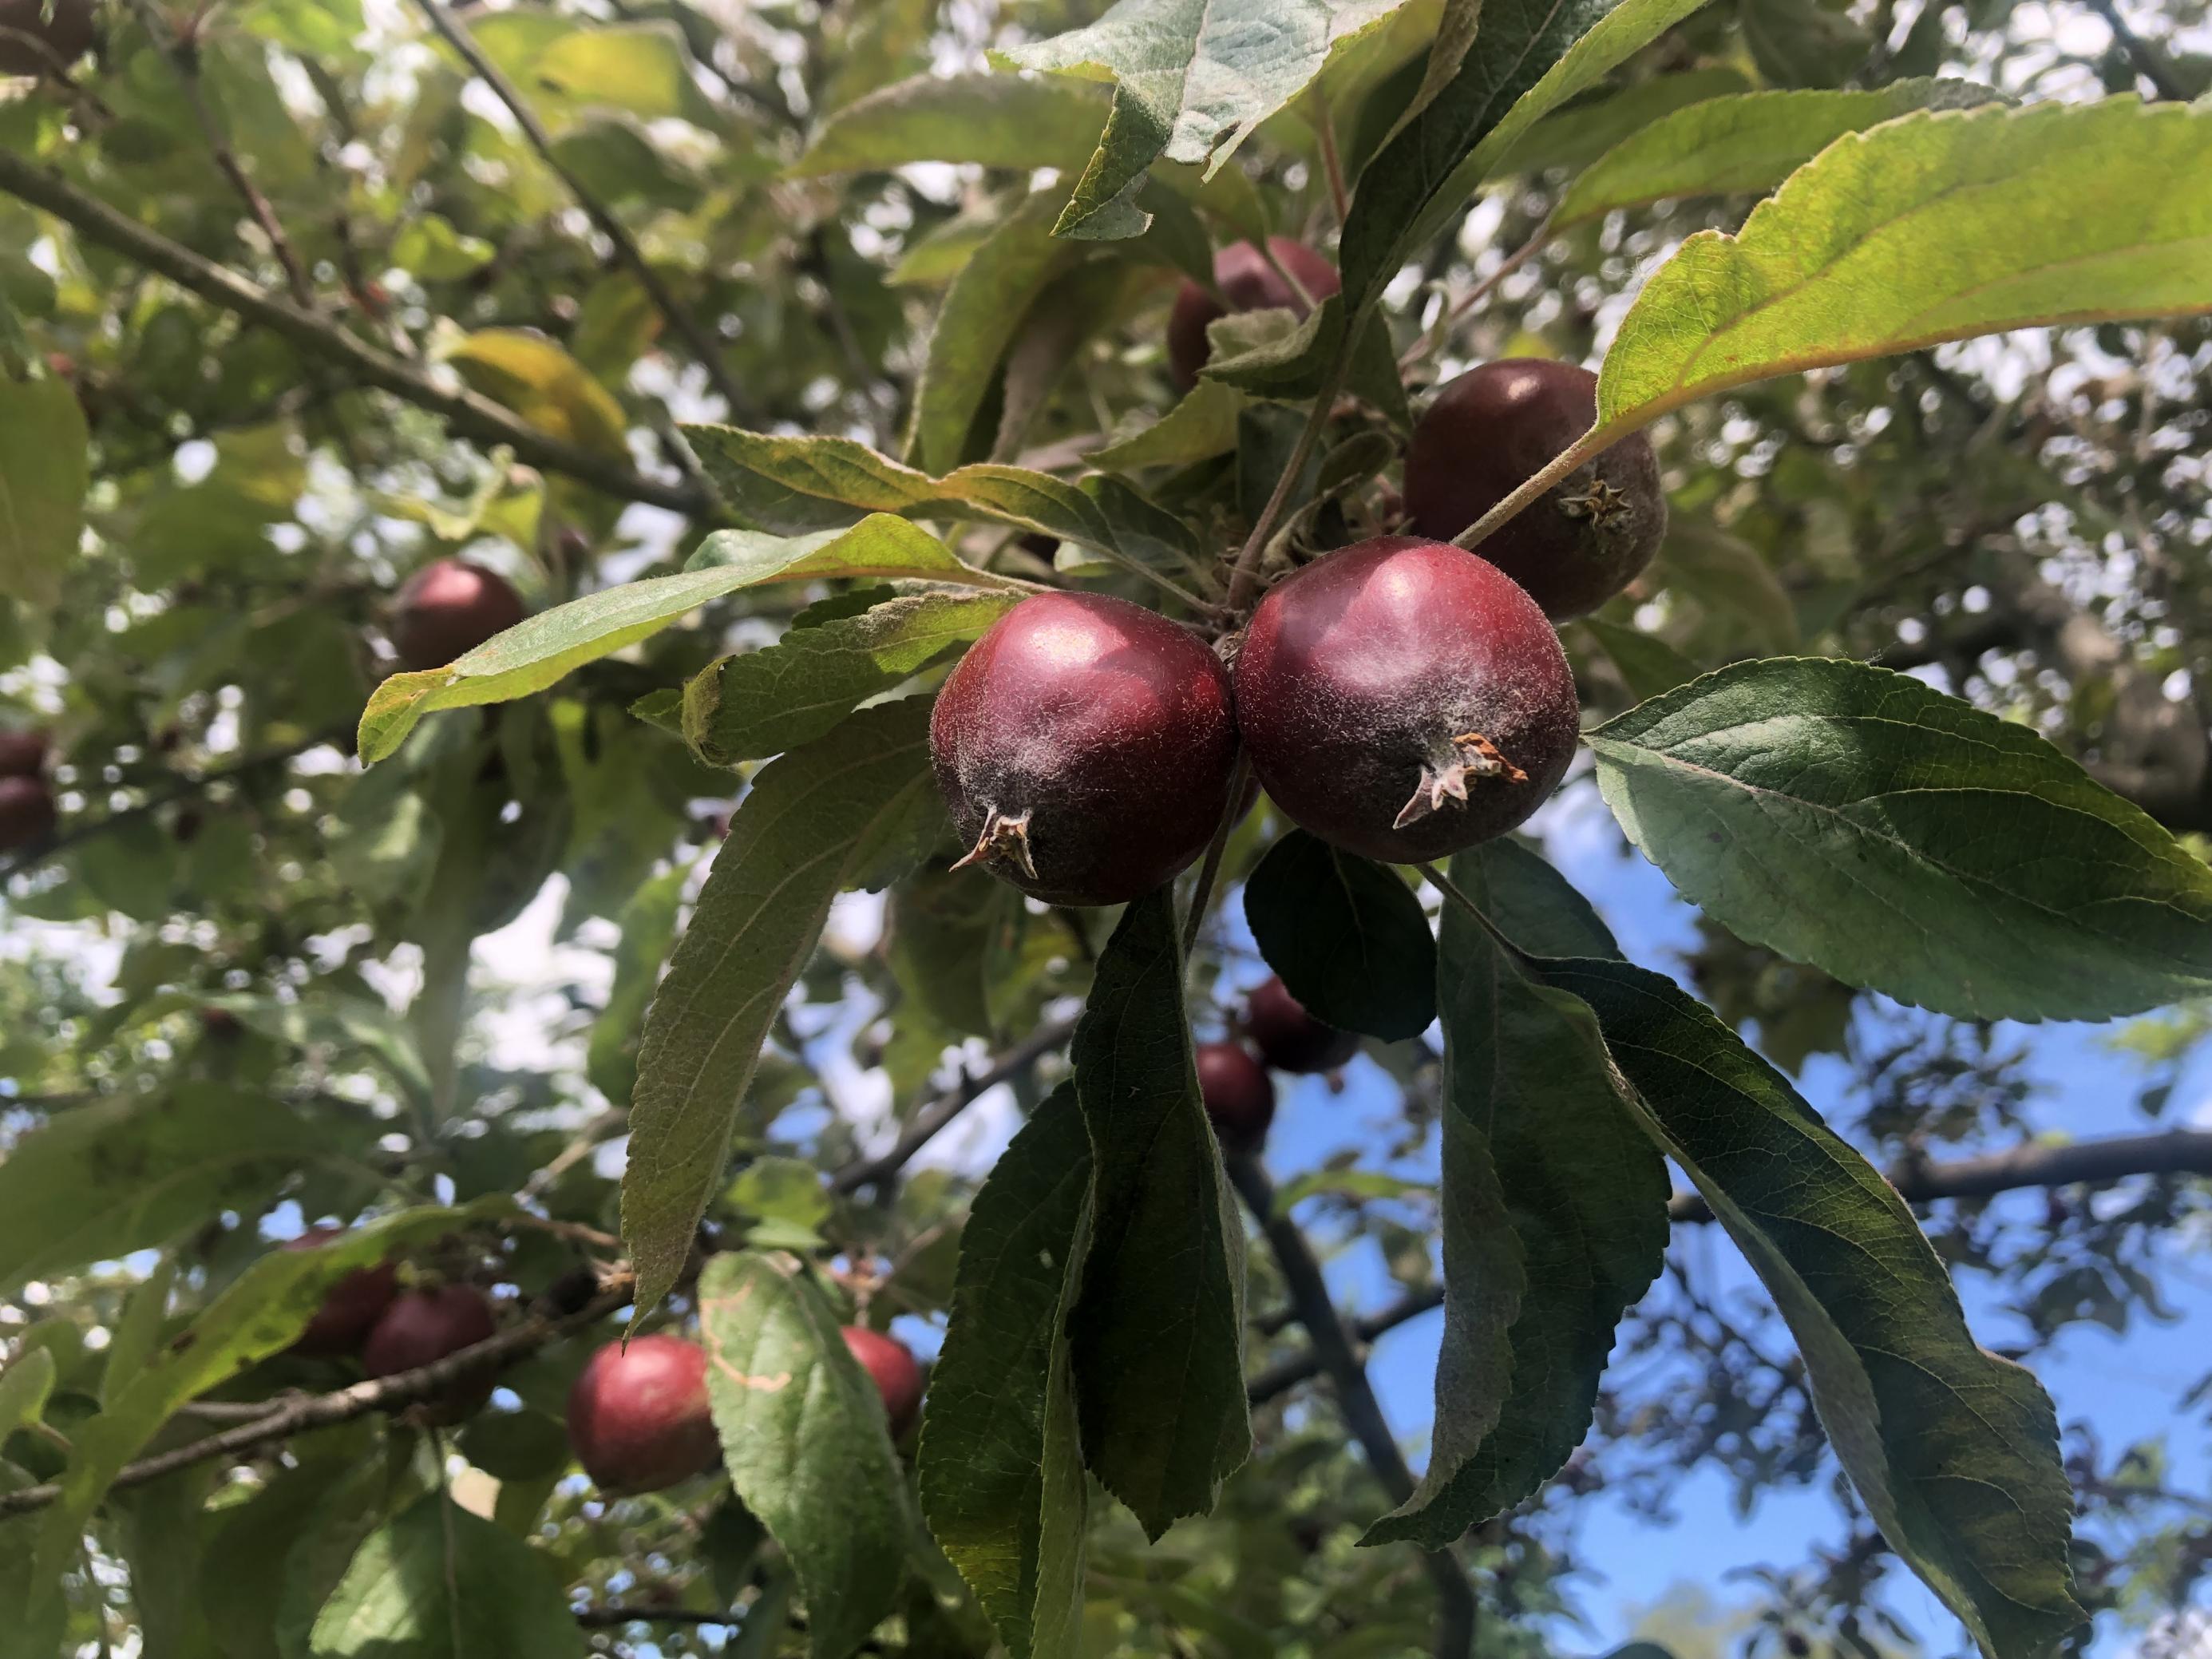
top-left (2, 1), bottom-right (2211, 1657)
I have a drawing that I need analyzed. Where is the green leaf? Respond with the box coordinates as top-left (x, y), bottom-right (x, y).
top-left (919, 1087), bottom-right (1094, 1659)
top-left (358, 517), bottom-right (1006, 763)
top-left (1553, 81), bottom-right (2006, 232)
top-left (1343, 0), bottom-right (1709, 312)
top-left (0, 1086), bottom-right (379, 1296)
top-left (1592, 99), bottom-right (2212, 449)
top-left (683, 592), bottom-right (1014, 766)
top-left (100, 1255), bottom-right (179, 1408)
top-left (1491, 65), bottom-right (1750, 177)
top-left (622, 698), bottom-right (942, 1317)
top-left (28, 1210), bottom-right (472, 1631)
top-left (1589, 657), bottom-right (2212, 1021)
top-left (1091, 379), bottom-right (1253, 471)
top-left (1578, 616), bottom-right (1703, 702)
top-left (908, 193), bottom-right (1076, 473)
top-left (307, 1493), bottom-right (576, 1657)
top-left (698, 1251), bottom-right (913, 1659)
top-left (1738, 0), bottom-right (1870, 89)
top-left (1657, 519), bottom-right (1798, 653)
top-left (796, 71), bottom-right (1111, 175)
top-left (995, 0), bottom-right (1418, 239)
top-left (1463, 838), bottom-right (1623, 962)
top-left (445, 328), bottom-right (630, 457)
top-left (1533, 956), bottom-right (2083, 1659)
top-left (1363, 852), bottom-right (1666, 1546)
top-left (0, 1348), bottom-right (54, 1443)
top-left (686, 425), bottom-right (1204, 574)
top-left (0, 371), bottom-right (90, 609)
top-left (1243, 830), bottom-right (1436, 1040)
top-left (1068, 891), bottom-right (1250, 1539)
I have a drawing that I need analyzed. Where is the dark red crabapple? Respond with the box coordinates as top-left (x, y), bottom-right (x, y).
top-left (0, 728), bottom-right (48, 776)
top-left (1233, 537), bottom-right (1581, 864)
top-left (390, 558), bottom-right (525, 671)
top-left (1403, 359), bottom-right (1666, 620)
top-left (0, 774), bottom-right (57, 850)
top-left (1169, 239), bottom-right (1342, 389)
top-left (0, 0), bottom-right (97, 73)
top-left (361, 1283), bottom-right (499, 1423)
top-left (930, 592), bottom-right (1240, 906)
top-left (567, 1334), bottom-right (719, 1494)
top-left (1246, 976), bottom-right (1359, 1074)
top-left (841, 1325), bottom-right (924, 1437)
top-left (1196, 1041), bottom-right (1275, 1155)
top-left (283, 1227), bottom-right (400, 1358)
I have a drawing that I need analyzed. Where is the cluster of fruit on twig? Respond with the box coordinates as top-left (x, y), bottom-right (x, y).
top-left (285, 1227), bottom-right (923, 1494)
top-left (933, 240), bottom-right (1661, 901)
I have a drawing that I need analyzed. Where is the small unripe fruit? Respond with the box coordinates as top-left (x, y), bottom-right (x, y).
top-left (567, 1334), bottom-right (718, 1495)
top-left (1169, 239), bottom-right (1342, 389)
top-left (841, 1325), bottom-right (923, 1437)
top-left (1246, 976), bottom-right (1359, 1073)
top-left (362, 1284), bottom-right (499, 1423)
top-left (283, 1227), bottom-right (400, 1358)
top-left (0, 774), bottom-right (57, 850)
top-left (930, 592), bottom-right (1240, 906)
top-left (390, 559), bottom-right (525, 671)
top-left (1195, 1041), bottom-right (1275, 1154)
top-left (1234, 537), bottom-right (1580, 864)
top-left (0, 0), bottom-right (97, 74)
top-left (0, 728), bottom-right (48, 776)
top-left (1403, 360), bottom-right (1666, 620)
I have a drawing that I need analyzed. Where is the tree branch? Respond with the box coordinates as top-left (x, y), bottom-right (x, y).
top-left (1250, 1130), bottom-right (2212, 1402)
top-left (2082, 0), bottom-right (2195, 101)
top-left (410, 0), bottom-right (754, 427)
top-left (1666, 1128), bottom-right (2212, 1223)
top-left (0, 150), bottom-right (714, 517)
top-left (1230, 1158), bottom-right (1477, 1659)
top-left (828, 1016), bottom-right (1078, 1194)
top-left (0, 1277), bottom-right (635, 1520)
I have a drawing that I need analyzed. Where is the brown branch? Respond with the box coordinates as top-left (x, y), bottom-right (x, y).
top-left (410, 0), bottom-right (754, 426)
top-left (1667, 1128), bottom-right (2212, 1223)
top-left (0, 149), bottom-right (714, 517)
top-left (828, 1016), bottom-right (1078, 1195)
top-left (1251, 1130), bottom-right (2212, 1404)
top-left (1230, 1158), bottom-right (1477, 1659)
top-left (2082, 0), bottom-right (2194, 101)
top-left (0, 1278), bottom-right (635, 1521)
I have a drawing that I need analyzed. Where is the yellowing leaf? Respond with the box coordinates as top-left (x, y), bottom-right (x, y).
top-left (446, 329), bottom-right (630, 457)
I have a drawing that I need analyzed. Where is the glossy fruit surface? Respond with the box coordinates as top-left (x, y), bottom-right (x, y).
top-left (284, 1227), bottom-right (400, 1358)
top-left (362, 1284), bottom-right (499, 1422)
top-left (1169, 239), bottom-right (1341, 388)
top-left (1246, 976), bottom-right (1359, 1073)
top-left (0, 728), bottom-right (48, 776)
top-left (0, 0), bottom-right (96, 74)
top-left (841, 1325), bottom-right (924, 1436)
top-left (1196, 1040), bottom-right (1275, 1154)
top-left (930, 592), bottom-right (1239, 906)
top-left (1235, 537), bottom-right (1580, 863)
top-left (390, 559), bottom-right (524, 671)
top-left (0, 774), bottom-right (56, 850)
top-left (1404, 359), bottom-right (1666, 620)
top-left (567, 1334), bottom-right (719, 1494)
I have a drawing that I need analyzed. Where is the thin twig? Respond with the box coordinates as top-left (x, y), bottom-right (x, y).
top-left (0, 150), bottom-right (714, 516)
top-left (0, 1281), bottom-right (635, 1519)
top-left (1399, 218), bottom-right (1552, 374)
top-left (827, 1016), bottom-right (1078, 1194)
top-left (1224, 348), bottom-right (1351, 612)
top-left (1181, 751), bottom-right (1252, 958)
top-left (1229, 1158), bottom-right (1477, 1659)
top-left (2083, 0), bottom-right (2193, 100)
top-left (410, 0), bottom-right (755, 424)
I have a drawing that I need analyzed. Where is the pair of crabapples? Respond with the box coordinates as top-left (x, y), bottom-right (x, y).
top-left (0, 723), bottom-right (54, 851)
top-left (564, 1325), bottom-right (923, 1495)
top-left (1195, 976), bottom-right (1363, 1155)
top-left (931, 537), bottom-right (1580, 903)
